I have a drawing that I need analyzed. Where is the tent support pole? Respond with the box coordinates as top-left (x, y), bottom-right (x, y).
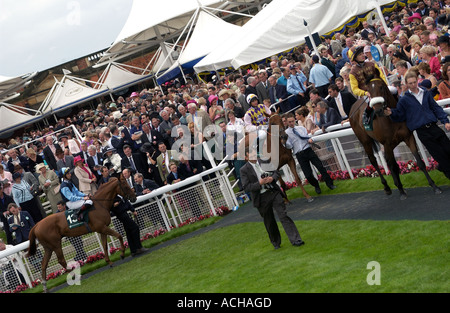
top-left (373, 0), bottom-right (390, 36)
top-left (303, 19), bottom-right (320, 61)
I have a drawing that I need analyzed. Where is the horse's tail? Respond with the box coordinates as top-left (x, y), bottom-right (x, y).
top-left (26, 225), bottom-right (37, 257)
top-left (372, 140), bottom-right (381, 154)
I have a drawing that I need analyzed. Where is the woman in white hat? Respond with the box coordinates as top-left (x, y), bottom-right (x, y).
top-left (37, 163), bottom-right (62, 213)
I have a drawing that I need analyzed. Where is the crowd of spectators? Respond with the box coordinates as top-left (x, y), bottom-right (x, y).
top-left (1, 0), bottom-right (450, 245)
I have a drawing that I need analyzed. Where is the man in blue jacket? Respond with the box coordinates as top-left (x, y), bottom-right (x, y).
top-left (7, 203), bottom-right (35, 244)
top-left (384, 72), bottom-right (450, 179)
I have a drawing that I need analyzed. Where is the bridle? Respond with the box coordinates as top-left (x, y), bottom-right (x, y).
top-left (348, 77), bottom-right (388, 120)
top-left (91, 178), bottom-right (135, 208)
top-left (269, 115), bottom-right (288, 141)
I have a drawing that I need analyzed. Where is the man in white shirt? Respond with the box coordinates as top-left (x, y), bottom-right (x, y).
top-left (284, 114), bottom-right (336, 194)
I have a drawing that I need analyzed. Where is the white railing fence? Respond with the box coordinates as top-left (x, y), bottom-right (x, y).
top-left (0, 161), bottom-right (236, 293)
top-left (1, 99), bottom-right (449, 293)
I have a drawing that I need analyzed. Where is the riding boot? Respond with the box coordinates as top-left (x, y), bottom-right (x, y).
top-left (77, 203), bottom-right (92, 222)
top-left (363, 107), bottom-right (373, 128)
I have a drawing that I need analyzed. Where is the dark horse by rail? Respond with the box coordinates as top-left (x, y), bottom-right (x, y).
top-left (26, 176), bottom-right (137, 292)
top-left (349, 71), bottom-right (442, 199)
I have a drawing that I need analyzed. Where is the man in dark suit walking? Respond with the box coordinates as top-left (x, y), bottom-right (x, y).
top-left (240, 149), bottom-right (304, 250)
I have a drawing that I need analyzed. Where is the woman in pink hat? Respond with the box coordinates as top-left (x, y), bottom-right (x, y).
top-left (208, 95), bottom-right (225, 125)
top-left (408, 12), bottom-right (422, 25)
top-left (73, 155), bottom-right (97, 195)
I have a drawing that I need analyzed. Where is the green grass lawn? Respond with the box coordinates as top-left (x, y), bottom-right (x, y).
top-left (18, 170), bottom-right (449, 293)
top-left (59, 220), bottom-right (449, 293)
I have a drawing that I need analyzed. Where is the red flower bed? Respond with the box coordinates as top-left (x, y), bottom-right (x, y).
top-left (283, 158), bottom-right (439, 190)
top-left (5, 206), bottom-right (231, 293)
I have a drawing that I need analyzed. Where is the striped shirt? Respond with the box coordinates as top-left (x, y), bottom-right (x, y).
top-left (12, 181), bottom-right (34, 206)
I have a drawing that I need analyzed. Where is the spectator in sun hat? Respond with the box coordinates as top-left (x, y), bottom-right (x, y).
top-left (408, 12), bottom-right (422, 25)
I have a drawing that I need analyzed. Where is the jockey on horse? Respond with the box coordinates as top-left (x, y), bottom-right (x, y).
top-left (348, 45), bottom-right (388, 129)
top-left (243, 94), bottom-right (272, 156)
top-left (59, 167), bottom-right (93, 221)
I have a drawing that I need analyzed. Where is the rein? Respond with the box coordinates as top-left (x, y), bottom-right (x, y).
top-left (348, 95), bottom-right (370, 120)
top-left (91, 179), bottom-right (132, 210)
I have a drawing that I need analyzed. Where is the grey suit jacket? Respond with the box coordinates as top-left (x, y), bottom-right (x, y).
top-left (240, 161), bottom-right (281, 209)
top-left (256, 81), bottom-right (270, 103)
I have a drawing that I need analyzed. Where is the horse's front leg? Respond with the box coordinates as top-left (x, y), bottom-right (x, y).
top-left (100, 226), bottom-right (125, 265)
top-left (288, 158), bottom-right (314, 203)
top-left (384, 145), bottom-right (407, 200)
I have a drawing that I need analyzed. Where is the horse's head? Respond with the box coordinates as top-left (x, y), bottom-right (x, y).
top-left (269, 112), bottom-right (288, 143)
top-left (365, 68), bottom-right (398, 116)
top-left (118, 175), bottom-right (137, 203)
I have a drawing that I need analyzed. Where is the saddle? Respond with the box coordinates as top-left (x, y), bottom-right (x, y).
top-left (64, 205), bottom-right (93, 230)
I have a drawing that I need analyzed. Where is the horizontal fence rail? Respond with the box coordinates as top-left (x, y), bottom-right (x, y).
top-left (1, 99), bottom-right (449, 293)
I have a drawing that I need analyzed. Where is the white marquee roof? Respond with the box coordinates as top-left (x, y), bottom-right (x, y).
top-left (97, 0), bottom-right (265, 65)
top-left (0, 72), bottom-right (38, 101)
top-left (0, 106), bottom-right (42, 135)
top-left (156, 10), bottom-right (242, 84)
top-left (40, 76), bottom-right (110, 115)
top-left (194, 0), bottom-right (396, 72)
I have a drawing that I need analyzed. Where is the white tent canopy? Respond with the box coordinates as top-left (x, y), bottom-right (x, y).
top-left (96, 0), bottom-right (266, 66)
top-left (97, 0), bottom-right (224, 65)
top-left (0, 72), bottom-right (38, 101)
top-left (39, 75), bottom-right (110, 115)
top-left (194, 0), bottom-right (396, 72)
top-left (156, 10), bottom-right (242, 84)
top-left (0, 105), bottom-right (43, 135)
top-left (96, 63), bottom-right (153, 93)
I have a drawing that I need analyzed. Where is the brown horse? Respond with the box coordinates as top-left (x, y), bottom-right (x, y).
top-left (267, 114), bottom-right (313, 202)
top-left (349, 73), bottom-right (442, 200)
top-left (26, 175), bottom-right (137, 292)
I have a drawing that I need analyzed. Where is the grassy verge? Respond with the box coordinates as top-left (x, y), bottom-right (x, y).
top-left (285, 170), bottom-right (448, 199)
top-left (59, 220), bottom-right (449, 293)
top-left (16, 170), bottom-right (449, 293)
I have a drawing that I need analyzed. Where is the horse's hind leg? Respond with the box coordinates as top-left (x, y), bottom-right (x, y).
top-left (54, 244), bottom-right (68, 271)
top-left (40, 247), bottom-right (53, 293)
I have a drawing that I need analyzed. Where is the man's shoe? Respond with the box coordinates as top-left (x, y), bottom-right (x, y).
top-left (132, 248), bottom-right (148, 257)
top-left (293, 240), bottom-right (305, 247)
top-left (315, 187), bottom-right (322, 194)
top-left (327, 184), bottom-right (337, 190)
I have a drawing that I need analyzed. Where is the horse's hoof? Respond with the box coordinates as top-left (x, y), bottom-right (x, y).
top-left (434, 187), bottom-right (443, 195)
top-left (306, 197), bottom-right (314, 203)
top-left (400, 194), bottom-right (407, 201)
top-left (385, 190), bottom-right (392, 195)
top-left (121, 255), bottom-right (125, 260)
